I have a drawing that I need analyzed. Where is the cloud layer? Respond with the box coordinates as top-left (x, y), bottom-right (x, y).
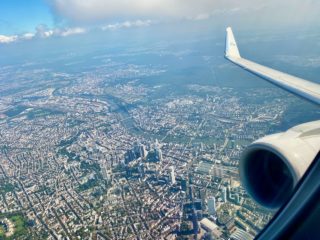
top-left (48, 0), bottom-right (219, 22)
top-left (0, 26), bottom-right (86, 44)
top-left (48, 0), bottom-right (320, 25)
top-left (101, 20), bottom-right (153, 31)
top-left (1, 0), bottom-right (320, 44)
top-left (0, 19), bottom-right (154, 44)
top-left (0, 35), bottom-right (18, 43)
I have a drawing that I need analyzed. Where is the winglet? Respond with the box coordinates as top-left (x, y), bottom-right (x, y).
top-left (224, 27), bottom-right (320, 105)
top-left (225, 27), bottom-right (241, 59)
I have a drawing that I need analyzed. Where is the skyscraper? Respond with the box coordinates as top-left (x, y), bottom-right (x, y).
top-left (181, 178), bottom-right (187, 191)
top-left (101, 165), bottom-right (109, 181)
top-left (208, 196), bottom-right (216, 215)
top-left (170, 166), bottom-right (176, 184)
top-left (139, 144), bottom-right (148, 158)
top-left (228, 186), bottom-right (231, 199)
top-left (125, 150), bottom-right (133, 164)
top-left (154, 139), bottom-right (163, 162)
top-left (200, 189), bottom-right (207, 209)
top-left (235, 194), bottom-right (240, 204)
top-left (222, 187), bottom-right (227, 203)
top-left (155, 147), bottom-right (163, 162)
top-left (133, 143), bottom-right (141, 159)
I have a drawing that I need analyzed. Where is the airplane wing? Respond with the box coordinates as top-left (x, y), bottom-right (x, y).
top-left (225, 27), bottom-right (320, 105)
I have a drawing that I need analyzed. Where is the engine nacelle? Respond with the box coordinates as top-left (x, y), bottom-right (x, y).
top-left (239, 120), bottom-right (320, 209)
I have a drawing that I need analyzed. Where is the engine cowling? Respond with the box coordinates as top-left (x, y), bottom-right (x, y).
top-left (239, 120), bottom-right (320, 209)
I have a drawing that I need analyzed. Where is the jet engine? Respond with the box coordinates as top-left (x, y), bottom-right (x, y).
top-left (239, 120), bottom-right (320, 209)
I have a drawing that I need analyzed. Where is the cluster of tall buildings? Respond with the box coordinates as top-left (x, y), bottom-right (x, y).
top-left (125, 141), bottom-right (164, 165)
top-left (124, 142), bottom-right (148, 164)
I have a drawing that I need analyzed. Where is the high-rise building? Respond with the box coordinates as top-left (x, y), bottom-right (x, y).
top-left (200, 189), bottom-right (207, 209)
top-left (155, 147), bottom-right (163, 162)
top-left (181, 178), bottom-right (187, 191)
top-left (126, 143), bottom-right (147, 164)
top-left (125, 149), bottom-right (135, 164)
top-left (138, 163), bottom-right (145, 178)
top-left (154, 139), bottom-right (163, 161)
top-left (139, 144), bottom-right (148, 158)
top-left (235, 193), bottom-right (240, 204)
top-left (208, 196), bottom-right (216, 215)
top-left (200, 143), bottom-right (204, 152)
top-left (133, 144), bottom-right (141, 158)
top-left (169, 166), bottom-right (176, 184)
top-left (222, 187), bottom-right (227, 203)
top-left (101, 165), bottom-right (109, 181)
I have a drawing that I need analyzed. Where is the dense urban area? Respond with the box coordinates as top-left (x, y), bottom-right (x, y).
top-left (0, 43), bottom-right (303, 240)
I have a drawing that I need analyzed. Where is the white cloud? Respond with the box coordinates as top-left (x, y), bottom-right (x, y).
top-left (21, 33), bottom-right (36, 40)
top-left (48, 0), bottom-right (247, 22)
top-left (36, 25), bottom-right (86, 38)
top-left (36, 24), bottom-right (54, 38)
top-left (0, 26), bottom-right (87, 44)
top-left (48, 0), bottom-right (320, 29)
top-left (101, 20), bottom-right (153, 31)
top-left (193, 13), bottom-right (210, 21)
top-left (0, 35), bottom-right (18, 43)
top-left (56, 27), bottom-right (86, 37)
top-left (2, 0), bottom-right (320, 44)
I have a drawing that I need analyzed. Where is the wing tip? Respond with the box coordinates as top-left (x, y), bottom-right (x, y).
top-left (225, 27), bottom-right (241, 59)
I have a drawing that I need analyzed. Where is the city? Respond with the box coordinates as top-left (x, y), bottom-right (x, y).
top-left (1, 1), bottom-right (320, 238)
top-left (0, 48), bottom-right (299, 239)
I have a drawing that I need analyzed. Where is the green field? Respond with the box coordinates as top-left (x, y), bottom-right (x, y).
top-left (0, 225), bottom-right (5, 238)
top-left (0, 183), bottom-right (15, 194)
top-left (0, 213), bottom-right (28, 240)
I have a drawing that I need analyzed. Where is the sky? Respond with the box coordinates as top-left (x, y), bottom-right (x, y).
top-left (0, 0), bottom-right (53, 34)
top-left (0, 0), bottom-right (320, 44)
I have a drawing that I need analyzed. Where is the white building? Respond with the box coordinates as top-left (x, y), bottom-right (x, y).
top-left (222, 187), bottom-right (227, 202)
top-left (169, 166), bottom-right (176, 184)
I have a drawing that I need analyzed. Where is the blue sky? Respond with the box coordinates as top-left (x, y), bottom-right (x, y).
top-left (0, 0), bottom-right (53, 35)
